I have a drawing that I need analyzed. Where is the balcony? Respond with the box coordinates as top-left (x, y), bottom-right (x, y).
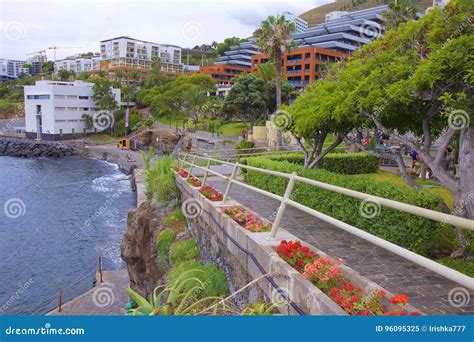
top-left (286, 58), bottom-right (302, 64)
top-left (287, 69), bottom-right (301, 74)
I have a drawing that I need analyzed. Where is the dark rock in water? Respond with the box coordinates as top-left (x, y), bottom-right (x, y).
top-left (0, 138), bottom-right (75, 158)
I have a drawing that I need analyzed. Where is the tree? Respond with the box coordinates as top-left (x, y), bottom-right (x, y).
top-left (41, 61), bottom-right (54, 74)
top-left (216, 37), bottom-right (245, 55)
top-left (223, 74), bottom-right (268, 129)
top-left (129, 71), bottom-right (140, 85)
top-left (91, 77), bottom-right (118, 111)
top-left (293, 0), bottom-right (473, 254)
top-left (115, 69), bottom-right (125, 84)
top-left (57, 69), bottom-right (74, 81)
top-left (172, 74), bottom-right (216, 93)
top-left (256, 62), bottom-right (276, 83)
top-left (254, 15), bottom-right (296, 111)
top-left (183, 85), bottom-right (206, 123)
top-left (82, 113), bottom-right (93, 129)
top-left (383, 0), bottom-right (418, 29)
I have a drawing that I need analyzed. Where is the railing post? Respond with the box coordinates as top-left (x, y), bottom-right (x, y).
top-left (178, 153), bottom-right (187, 170)
top-left (58, 288), bottom-right (63, 312)
top-left (223, 163), bottom-right (238, 203)
top-left (98, 256), bottom-right (103, 283)
top-left (202, 158), bottom-right (211, 185)
top-left (269, 172), bottom-right (297, 238)
top-left (186, 155), bottom-right (196, 179)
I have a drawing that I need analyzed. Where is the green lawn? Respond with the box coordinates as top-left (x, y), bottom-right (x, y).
top-left (353, 171), bottom-right (454, 210)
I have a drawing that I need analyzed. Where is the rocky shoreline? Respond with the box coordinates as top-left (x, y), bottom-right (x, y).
top-left (0, 137), bottom-right (75, 158)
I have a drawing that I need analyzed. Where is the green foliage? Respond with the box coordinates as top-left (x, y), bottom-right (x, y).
top-left (163, 209), bottom-right (186, 225)
top-left (264, 152), bottom-right (379, 174)
top-left (241, 301), bottom-right (283, 315)
top-left (91, 77), bottom-right (118, 111)
top-left (127, 268), bottom-right (229, 315)
top-left (156, 229), bottom-right (177, 265)
top-left (81, 113), bottom-right (93, 129)
top-left (168, 260), bottom-right (228, 298)
top-left (170, 240), bottom-right (200, 264)
top-left (437, 257), bottom-right (474, 277)
top-left (144, 154), bottom-right (179, 204)
top-left (241, 156), bottom-right (446, 256)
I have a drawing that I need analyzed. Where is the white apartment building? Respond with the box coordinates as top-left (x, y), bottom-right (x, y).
top-left (99, 36), bottom-right (183, 75)
top-left (24, 80), bottom-right (121, 140)
top-left (100, 36), bottom-right (181, 63)
top-left (0, 58), bottom-right (29, 80)
top-left (282, 11), bottom-right (308, 33)
top-left (54, 55), bottom-right (101, 74)
top-left (325, 11), bottom-right (350, 22)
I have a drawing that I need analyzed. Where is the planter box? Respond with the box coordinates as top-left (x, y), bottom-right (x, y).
top-left (175, 171), bottom-right (422, 315)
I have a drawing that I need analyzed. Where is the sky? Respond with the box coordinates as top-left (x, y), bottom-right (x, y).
top-left (0, 0), bottom-right (332, 61)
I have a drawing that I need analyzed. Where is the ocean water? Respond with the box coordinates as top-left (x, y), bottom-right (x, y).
top-left (0, 156), bottom-right (135, 315)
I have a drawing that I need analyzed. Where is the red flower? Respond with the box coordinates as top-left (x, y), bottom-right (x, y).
top-left (351, 295), bottom-right (359, 303)
top-left (390, 294), bottom-right (409, 305)
top-left (344, 283), bottom-right (354, 292)
top-left (410, 311), bottom-right (422, 316)
top-left (359, 310), bottom-right (373, 316)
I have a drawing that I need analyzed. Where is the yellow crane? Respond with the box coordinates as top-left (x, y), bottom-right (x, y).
top-left (48, 46), bottom-right (82, 61)
top-left (27, 50), bottom-right (46, 59)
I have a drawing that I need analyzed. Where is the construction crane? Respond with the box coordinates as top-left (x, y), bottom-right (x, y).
top-left (48, 46), bottom-right (82, 62)
top-left (27, 50), bottom-right (46, 59)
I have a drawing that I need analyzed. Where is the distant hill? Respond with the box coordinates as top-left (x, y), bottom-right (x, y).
top-left (299, 0), bottom-right (434, 27)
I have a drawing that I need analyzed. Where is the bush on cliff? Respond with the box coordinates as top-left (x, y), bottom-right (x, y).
top-left (156, 229), bottom-right (176, 265)
top-left (144, 153), bottom-right (179, 204)
top-left (170, 239), bottom-right (200, 264)
top-left (168, 260), bottom-right (228, 298)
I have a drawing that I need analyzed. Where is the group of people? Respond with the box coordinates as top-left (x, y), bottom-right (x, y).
top-left (409, 147), bottom-right (456, 179)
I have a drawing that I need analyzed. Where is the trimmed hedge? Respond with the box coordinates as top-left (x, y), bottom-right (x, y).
top-left (240, 157), bottom-right (446, 256)
top-left (264, 152), bottom-right (379, 174)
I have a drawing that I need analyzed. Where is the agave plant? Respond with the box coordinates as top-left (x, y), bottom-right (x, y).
top-left (241, 301), bottom-right (286, 316)
top-left (127, 270), bottom-right (234, 316)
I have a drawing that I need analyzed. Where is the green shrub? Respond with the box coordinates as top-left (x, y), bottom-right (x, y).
top-left (144, 154), bottom-right (179, 204)
top-left (170, 239), bottom-right (200, 264)
top-left (437, 258), bottom-right (474, 277)
top-left (156, 229), bottom-right (176, 265)
top-left (163, 209), bottom-right (186, 225)
top-left (264, 152), bottom-right (379, 174)
top-left (241, 157), bottom-right (446, 256)
top-left (235, 140), bottom-right (266, 158)
top-left (168, 260), bottom-right (228, 298)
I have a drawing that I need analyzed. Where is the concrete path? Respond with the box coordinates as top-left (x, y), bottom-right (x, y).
top-left (208, 177), bottom-right (474, 315)
top-left (47, 269), bottom-right (130, 316)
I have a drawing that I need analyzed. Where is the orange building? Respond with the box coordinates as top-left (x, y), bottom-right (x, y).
top-left (192, 65), bottom-right (248, 86)
top-left (251, 47), bottom-right (348, 88)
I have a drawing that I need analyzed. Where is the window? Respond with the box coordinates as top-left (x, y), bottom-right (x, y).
top-left (27, 95), bottom-right (50, 100)
top-left (55, 119), bottom-right (67, 123)
top-left (72, 128), bottom-right (75, 135)
top-left (82, 108), bottom-right (89, 111)
top-left (59, 129), bottom-right (63, 136)
top-left (66, 95), bottom-right (77, 100)
top-left (305, 53), bottom-right (310, 59)
top-left (54, 95), bottom-right (66, 99)
top-left (55, 107), bottom-right (66, 111)
top-left (78, 96), bottom-right (89, 100)
top-left (67, 107), bottom-right (78, 111)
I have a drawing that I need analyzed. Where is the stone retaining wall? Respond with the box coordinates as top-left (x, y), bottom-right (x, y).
top-left (175, 174), bottom-right (422, 315)
top-left (0, 137), bottom-right (74, 157)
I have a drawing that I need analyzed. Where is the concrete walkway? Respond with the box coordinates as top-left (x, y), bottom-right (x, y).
top-left (208, 177), bottom-right (474, 315)
top-left (47, 269), bottom-right (130, 316)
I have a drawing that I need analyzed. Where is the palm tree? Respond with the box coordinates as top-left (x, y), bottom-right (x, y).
top-left (185, 86), bottom-right (206, 123)
top-left (115, 69), bottom-right (125, 84)
top-left (383, 0), bottom-right (418, 29)
top-left (129, 71), bottom-right (140, 85)
top-left (253, 15), bottom-right (296, 111)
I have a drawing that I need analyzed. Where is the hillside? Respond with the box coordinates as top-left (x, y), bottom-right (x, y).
top-left (299, 0), bottom-right (434, 27)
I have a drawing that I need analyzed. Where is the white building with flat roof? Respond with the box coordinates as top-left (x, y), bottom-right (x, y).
top-left (54, 55), bottom-right (101, 74)
top-left (282, 11), bottom-right (308, 33)
top-left (24, 80), bottom-right (120, 140)
top-left (0, 58), bottom-right (28, 80)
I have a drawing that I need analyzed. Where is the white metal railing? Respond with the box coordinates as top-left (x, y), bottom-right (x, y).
top-left (176, 153), bottom-right (474, 289)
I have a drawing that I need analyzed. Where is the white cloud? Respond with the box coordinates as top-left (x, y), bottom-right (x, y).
top-left (0, 0), bottom-right (332, 60)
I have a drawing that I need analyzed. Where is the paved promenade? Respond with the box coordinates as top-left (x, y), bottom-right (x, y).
top-left (208, 177), bottom-right (474, 315)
